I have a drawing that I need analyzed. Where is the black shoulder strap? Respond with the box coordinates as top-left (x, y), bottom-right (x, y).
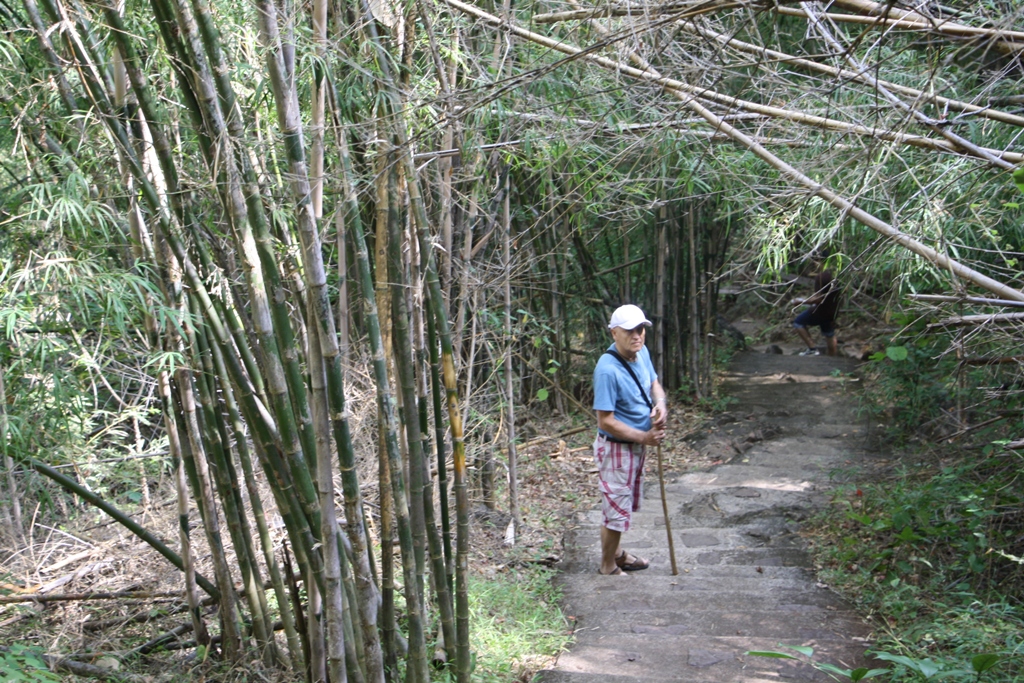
top-left (603, 349), bottom-right (653, 410)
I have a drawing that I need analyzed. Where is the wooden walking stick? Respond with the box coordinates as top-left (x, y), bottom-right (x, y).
top-left (656, 444), bottom-right (679, 575)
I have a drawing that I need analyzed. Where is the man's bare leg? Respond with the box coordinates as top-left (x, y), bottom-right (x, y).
top-left (826, 335), bottom-right (838, 356)
top-left (600, 526), bottom-right (621, 574)
top-left (796, 326), bottom-right (816, 351)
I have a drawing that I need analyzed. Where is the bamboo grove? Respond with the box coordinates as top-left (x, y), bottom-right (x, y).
top-left (3, 0), bottom-right (1024, 680)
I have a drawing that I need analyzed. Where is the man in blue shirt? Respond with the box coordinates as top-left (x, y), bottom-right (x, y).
top-left (592, 304), bottom-right (667, 575)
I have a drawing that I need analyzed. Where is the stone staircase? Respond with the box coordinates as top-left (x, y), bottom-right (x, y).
top-left (537, 352), bottom-right (878, 682)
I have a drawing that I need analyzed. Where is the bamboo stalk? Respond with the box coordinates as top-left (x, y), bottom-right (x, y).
top-left (785, 1), bottom-right (1024, 50)
top-left (188, 304), bottom-right (277, 665)
top-left (208, 327), bottom-right (304, 672)
top-left (346, 2), bottom-right (474, 664)
top-left (308, 309), bottom-right (347, 683)
top-left (176, 368), bottom-right (243, 660)
top-left (533, 0), bottom-right (751, 23)
top-left (388, 165), bottom-right (429, 612)
top-left (656, 445), bottom-right (678, 575)
top-left (502, 187), bottom-right (520, 538)
top-left (334, 117), bottom-right (388, 683)
top-left (425, 293), bottom-right (454, 597)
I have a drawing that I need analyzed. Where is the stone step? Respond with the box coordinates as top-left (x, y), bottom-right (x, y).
top-left (543, 633), bottom-right (871, 682)
top-left (561, 584), bottom-right (847, 614)
top-left (571, 607), bottom-right (869, 639)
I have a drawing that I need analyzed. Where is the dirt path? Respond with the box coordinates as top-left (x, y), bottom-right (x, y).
top-left (538, 351), bottom-right (878, 682)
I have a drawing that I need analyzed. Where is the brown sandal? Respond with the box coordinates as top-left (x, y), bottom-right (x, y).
top-left (597, 566), bottom-right (626, 575)
top-left (615, 550), bottom-right (650, 572)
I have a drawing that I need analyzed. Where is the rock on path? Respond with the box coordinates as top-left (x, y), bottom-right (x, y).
top-left (538, 351), bottom-right (876, 682)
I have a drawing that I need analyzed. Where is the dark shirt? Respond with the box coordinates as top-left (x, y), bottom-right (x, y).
top-left (812, 271), bottom-right (840, 321)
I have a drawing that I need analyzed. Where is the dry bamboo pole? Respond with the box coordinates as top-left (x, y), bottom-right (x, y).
top-left (908, 294), bottom-right (1024, 308)
top-left (442, 0), bottom-right (1024, 303)
top-left (502, 187), bottom-right (521, 539)
top-left (681, 22), bottom-right (1024, 129)
top-left (308, 311), bottom-right (348, 683)
top-left (799, 2), bottom-right (1016, 172)
top-left (533, 0), bottom-right (751, 24)
top-left (656, 445), bottom-right (678, 575)
top-left (446, 0), bottom-right (1024, 166)
top-left (786, 0), bottom-right (1024, 49)
top-left (374, 149), bottom-right (399, 682)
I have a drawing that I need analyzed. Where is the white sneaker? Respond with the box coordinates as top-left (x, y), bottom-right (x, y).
top-left (798, 348), bottom-right (820, 356)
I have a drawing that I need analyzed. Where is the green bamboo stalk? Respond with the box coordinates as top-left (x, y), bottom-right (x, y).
top-left (413, 260), bottom-right (456, 663)
top-left (159, 371), bottom-right (211, 649)
top-left (337, 532), bottom-right (368, 683)
top-left (189, 299), bottom-right (277, 665)
top-left (425, 299), bottom-right (453, 596)
top-left (22, 459), bottom-right (218, 600)
top-left (79, 0), bottom-right (325, 608)
top-left (351, 4), bottom-right (471, 671)
top-left (207, 318), bottom-right (304, 674)
top-left (185, 0), bottom-right (321, 488)
top-left (163, 0), bottom-right (322, 546)
top-left (175, 367), bottom-right (243, 660)
top-left (386, 163), bottom-right (428, 610)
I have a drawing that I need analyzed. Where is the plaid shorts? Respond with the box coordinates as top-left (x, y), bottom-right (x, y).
top-left (593, 434), bottom-right (646, 533)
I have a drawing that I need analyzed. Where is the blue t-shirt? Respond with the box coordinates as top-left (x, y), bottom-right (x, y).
top-left (593, 344), bottom-right (658, 436)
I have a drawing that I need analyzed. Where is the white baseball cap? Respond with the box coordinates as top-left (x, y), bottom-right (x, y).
top-left (608, 304), bottom-right (652, 330)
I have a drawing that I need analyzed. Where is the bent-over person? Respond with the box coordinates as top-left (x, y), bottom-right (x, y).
top-left (592, 304), bottom-right (667, 575)
top-left (793, 269), bottom-right (841, 356)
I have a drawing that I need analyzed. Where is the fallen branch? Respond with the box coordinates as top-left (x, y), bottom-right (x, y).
top-left (909, 294), bottom-right (1024, 309)
top-left (930, 312), bottom-right (1024, 327)
top-left (0, 589), bottom-right (183, 605)
top-left (829, 0), bottom-right (1024, 49)
top-left (961, 357), bottom-right (1024, 365)
top-left (533, 0), bottom-right (751, 23)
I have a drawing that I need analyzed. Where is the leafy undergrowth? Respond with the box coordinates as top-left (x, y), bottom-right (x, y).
top-left (808, 450), bottom-right (1024, 682)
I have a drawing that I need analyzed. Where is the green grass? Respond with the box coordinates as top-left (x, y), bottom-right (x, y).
top-left (454, 567), bottom-right (572, 682)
